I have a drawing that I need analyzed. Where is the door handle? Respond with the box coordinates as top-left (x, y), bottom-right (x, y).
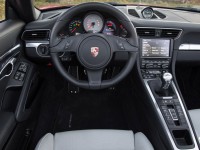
top-left (0, 58), bottom-right (16, 81)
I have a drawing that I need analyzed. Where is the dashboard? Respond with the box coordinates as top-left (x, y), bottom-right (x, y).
top-left (59, 12), bottom-right (128, 38)
top-left (22, 5), bottom-right (200, 63)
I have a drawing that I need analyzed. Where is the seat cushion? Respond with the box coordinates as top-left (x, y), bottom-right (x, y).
top-left (189, 109), bottom-right (200, 142)
top-left (35, 130), bottom-right (154, 150)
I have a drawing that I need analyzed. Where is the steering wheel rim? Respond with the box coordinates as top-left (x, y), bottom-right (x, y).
top-left (50, 2), bottom-right (138, 89)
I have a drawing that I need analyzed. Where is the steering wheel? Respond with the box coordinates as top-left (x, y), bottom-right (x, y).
top-left (50, 2), bottom-right (138, 89)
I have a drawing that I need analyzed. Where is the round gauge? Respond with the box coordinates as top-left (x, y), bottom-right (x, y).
top-left (142, 7), bottom-right (154, 19)
top-left (103, 20), bottom-right (116, 35)
top-left (69, 19), bottom-right (83, 36)
top-left (83, 13), bottom-right (104, 33)
top-left (119, 25), bottom-right (128, 38)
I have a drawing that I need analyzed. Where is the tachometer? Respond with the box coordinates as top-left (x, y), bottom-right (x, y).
top-left (83, 13), bottom-right (104, 33)
top-left (69, 19), bottom-right (83, 36)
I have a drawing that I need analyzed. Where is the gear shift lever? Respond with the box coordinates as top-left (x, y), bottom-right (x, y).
top-left (161, 72), bottom-right (173, 90)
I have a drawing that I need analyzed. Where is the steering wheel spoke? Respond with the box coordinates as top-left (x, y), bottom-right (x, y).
top-left (50, 35), bottom-right (83, 53)
top-left (86, 69), bottom-right (103, 89)
top-left (108, 36), bottom-right (138, 53)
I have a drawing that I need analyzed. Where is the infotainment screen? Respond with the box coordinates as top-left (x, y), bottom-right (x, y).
top-left (142, 39), bottom-right (170, 57)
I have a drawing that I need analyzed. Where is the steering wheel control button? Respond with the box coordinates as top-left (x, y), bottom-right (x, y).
top-left (117, 41), bottom-right (125, 50)
top-left (78, 36), bottom-right (111, 69)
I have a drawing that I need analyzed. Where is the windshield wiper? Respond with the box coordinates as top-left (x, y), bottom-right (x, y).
top-left (175, 7), bottom-right (200, 12)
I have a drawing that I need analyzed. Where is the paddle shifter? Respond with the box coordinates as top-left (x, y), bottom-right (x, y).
top-left (161, 72), bottom-right (173, 90)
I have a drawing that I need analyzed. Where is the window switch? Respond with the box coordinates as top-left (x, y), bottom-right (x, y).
top-left (18, 62), bottom-right (28, 73)
top-left (19, 73), bottom-right (25, 81)
top-left (14, 72), bottom-right (21, 80)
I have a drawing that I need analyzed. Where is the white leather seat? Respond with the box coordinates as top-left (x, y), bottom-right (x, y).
top-left (35, 130), bottom-right (154, 150)
top-left (189, 109), bottom-right (200, 143)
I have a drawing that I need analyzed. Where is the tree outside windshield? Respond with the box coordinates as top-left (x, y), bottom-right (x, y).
top-left (0, 0), bottom-right (5, 21)
top-left (34, 0), bottom-right (200, 9)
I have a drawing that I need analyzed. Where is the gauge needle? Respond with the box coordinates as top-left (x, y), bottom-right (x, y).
top-left (88, 22), bottom-right (95, 29)
top-left (71, 28), bottom-right (77, 33)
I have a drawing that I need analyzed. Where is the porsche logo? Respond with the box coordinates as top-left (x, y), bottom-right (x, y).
top-left (91, 47), bottom-right (99, 58)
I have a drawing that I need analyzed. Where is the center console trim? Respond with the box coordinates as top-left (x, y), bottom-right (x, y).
top-left (179, 44), bottom-right (200, 51)
top-left (144, 79), bottom-right (199, 150)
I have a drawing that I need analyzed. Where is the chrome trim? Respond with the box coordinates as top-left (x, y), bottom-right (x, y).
top-left (144, 79), bottom-right (199, 150)
top-left (0, 44), bottom-right (20, 61)
top-left (179, 44), bottom-right (200, 51)
top-left (0, 58), bottom-right (16, 81)
top-left (135, 27), bottom-right (183, 40)
top-left (26, 42), bottom-right (50, 58)
top-left (26, 42), bottom-right (64, 57)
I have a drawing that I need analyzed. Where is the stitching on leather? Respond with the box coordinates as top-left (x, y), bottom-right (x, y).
top-left (37, 133), bottom-right (51, 150)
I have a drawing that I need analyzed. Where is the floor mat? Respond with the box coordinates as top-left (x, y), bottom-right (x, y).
top-left (29, 80), bottom-right (131, 149)
top-left (52, 90), bottom-right (128, 132)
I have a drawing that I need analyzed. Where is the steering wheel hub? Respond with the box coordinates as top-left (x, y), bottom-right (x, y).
top-left (78, 36), bottom-right (111, 69)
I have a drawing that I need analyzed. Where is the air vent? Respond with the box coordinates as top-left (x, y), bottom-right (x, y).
top-left (22, 30), bottom-right (50, 41)
top-left (136, 28), bottom-right (155, 36)
top-left (128, 9), bottom-right (140, 18)
top-left (161, 29), bottom-right (181, 38)
top-left (136, 28), bottom-right (182, 38)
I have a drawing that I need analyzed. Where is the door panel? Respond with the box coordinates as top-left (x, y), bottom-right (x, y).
top-left (0, 5), bottom-right (25, 149)
top-left (0, 20), bottom-right (24, 56)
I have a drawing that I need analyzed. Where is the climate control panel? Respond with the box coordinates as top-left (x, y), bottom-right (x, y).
top-left (141, 58), bottom-right (170, 69)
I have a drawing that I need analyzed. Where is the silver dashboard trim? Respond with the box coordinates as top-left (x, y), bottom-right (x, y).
top-left (26, 42), bottom-right (50, 58)
top-left (179, 44), bottom-right (200, 51)
top-left (144, 79), bottom-right (199, 150)
top-left (26, 42), bottom-right (65, 57)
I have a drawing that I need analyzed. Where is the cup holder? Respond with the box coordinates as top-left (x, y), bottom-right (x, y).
top-left (172, 130), bottom-right (193, 147)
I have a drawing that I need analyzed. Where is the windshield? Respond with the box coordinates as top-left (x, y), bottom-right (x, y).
top-left (34, 0), bottom-right (200, 10)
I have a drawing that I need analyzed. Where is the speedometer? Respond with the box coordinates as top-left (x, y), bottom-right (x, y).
top-left (83, 13), bottom-right (104, 33)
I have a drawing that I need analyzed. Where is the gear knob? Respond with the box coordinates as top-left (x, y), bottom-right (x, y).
top-left (162, 72), bottom-right (173, 90)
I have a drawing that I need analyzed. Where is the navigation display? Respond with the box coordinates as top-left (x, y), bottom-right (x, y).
top-left (142, 39), bottom-right (170, 57)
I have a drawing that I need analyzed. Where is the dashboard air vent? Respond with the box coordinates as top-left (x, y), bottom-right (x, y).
top-left (22, 30), bottom-right (50, 41)
top-left (161, 29), bottom-right (181, 38)
top-left (128, 9), bottom-right (140, 18)
top-left (136, 28), bottom-right (155, 36)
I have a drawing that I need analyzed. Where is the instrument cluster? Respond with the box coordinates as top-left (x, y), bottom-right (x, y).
top-left (59, 12), bottom-right (128, 38)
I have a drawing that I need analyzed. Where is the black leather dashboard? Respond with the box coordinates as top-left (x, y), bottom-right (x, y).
top-left (22, 5), bottom-right (200, 62)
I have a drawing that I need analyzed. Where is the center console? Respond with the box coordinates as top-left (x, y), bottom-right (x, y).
top-left (139, 38), bottom-right (199, 150)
